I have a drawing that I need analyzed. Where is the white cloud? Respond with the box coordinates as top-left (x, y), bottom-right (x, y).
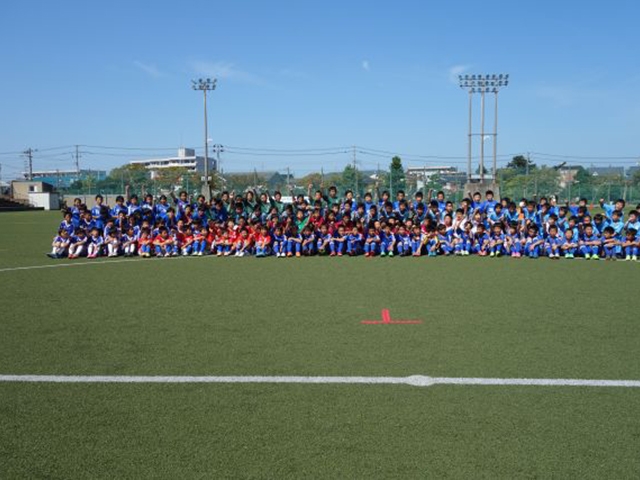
top-left (362, 60), bottom-right (370, 71)
top-left (448, 64), bottom-right (470, 84)
top-left (133, 60), bottom-right (163, 78)
top-left (190, 60), bottom-right (262, 85)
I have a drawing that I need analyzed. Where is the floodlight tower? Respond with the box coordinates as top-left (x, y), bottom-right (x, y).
top-left (458, 73), bottom-right (509, 184)
top-left (192, 77), bottom-right (217, 200)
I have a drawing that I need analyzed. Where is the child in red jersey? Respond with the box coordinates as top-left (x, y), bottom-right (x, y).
top-left (255, 226), bottom-right (272, 257)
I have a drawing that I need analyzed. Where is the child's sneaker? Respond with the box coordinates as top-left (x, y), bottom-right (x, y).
top-left (633, 255), bottom-right (638, 261)
top-left (388, 252), bottom-right (394, 257)
top-left (489, 252), bottom-right (495, 257)
top-left (592, 254), bottom-right (600, 260)
top-left (296, 252), bottom-right (301, 257)
top-left (380, 252), bottom-right (386, 257)
top-left (584, 254), bottom-right (591, 260)
top-left (625, 255), bottom-right (631, 261)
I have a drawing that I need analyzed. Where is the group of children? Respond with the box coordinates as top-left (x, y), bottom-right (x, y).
top-left (49, 187), bottom-right (640, 261)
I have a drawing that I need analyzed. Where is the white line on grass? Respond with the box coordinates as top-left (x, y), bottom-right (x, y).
top-left (0, 254), bottom-right (216, 273)
top-left (1, 375), bottom-right (639, 388)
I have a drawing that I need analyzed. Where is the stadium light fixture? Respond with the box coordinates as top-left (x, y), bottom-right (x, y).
top-left (191, 77), bottom-right (217, 200)
top-left (458, 73), bottom-right (510, 183)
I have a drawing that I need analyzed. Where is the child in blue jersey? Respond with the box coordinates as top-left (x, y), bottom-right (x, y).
top-left (396, 225), bottom-right (412, 256)
top-left (505, 223), bottom-right (522, 258)
top-left (87, 227), bottom-right (104, 258)
top-left (560, 229), bottom-right (579, 259)
top-left (600, 198), bottom-right (625, 221)
top-left (286, 226), bottom-right (302, 257)
top-left (410, 225), bottom-right (423, 256)
top-left (271, 226), bottom-right (286, 257)
top-left (487, 224), bottom-right (504, 257)
top-left (110, 196), bottom-right (127, 218)
top-left (330, 225), bottom-right (347, 257)
top-left (59, 211), bottom-right (75, 236)
top-left (621, 229), bottom-right (638, 261)
top-left (524, 226), bottom-right (544, 259)
top-left (544, 225), bottom-right (563, 259)
top-left (301, 226), bottom-right (316, 256)
top-left (454, 222), bottom-right (472, 256)
top-left (592, 214), bottom-right (606, 236)
top-left (91, 195), bottom-right (107, 231)
top-left (363, 226), bottom-right (380, 257)
top-left (121, 226), bottom-right (138, 257)
top-left (380, 225), bottom-right (396, 257)
top-left (315, 225), bottom-right (332, 256)
top-left (347, 226), bottom-right (362, 256)
top-left (601, 226), bottom-right (618, 260)
top-left (68, 228), bottom-right (88, 259)
top-left (48, 229), bottom-right (70, 259)
top-left (579, 224), bottom-right (601, 260)
top-left (105, 230), bottom-right (120, 257)
top-left (623, 210), bottom-right (639, 235)
top-left (472, 224), bottom-right (490, 256)
top-left (80, 211), bottom-right (95, 234)
top-left (433, 224), bottom-right (453, 256)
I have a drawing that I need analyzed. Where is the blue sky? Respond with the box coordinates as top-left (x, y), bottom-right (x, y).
top-left (1, 0), bottom-right (639, 178)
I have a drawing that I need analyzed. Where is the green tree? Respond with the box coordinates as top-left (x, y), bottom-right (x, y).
top-left (506, 155), bottom-right (535, 173)
top-left (389, 156), bottom-right (405, 195)
top-left (340, 164), bottom-right (364, 195)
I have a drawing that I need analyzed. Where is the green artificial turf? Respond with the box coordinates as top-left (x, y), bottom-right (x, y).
top-left (0, 211), bottom-right (639, 478)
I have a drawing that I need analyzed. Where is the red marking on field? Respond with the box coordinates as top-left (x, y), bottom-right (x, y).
top-left (361, 309), bottom-right (422, 325)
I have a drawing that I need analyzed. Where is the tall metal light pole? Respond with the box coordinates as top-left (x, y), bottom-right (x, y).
top-left (458, 74), bottom-right (509, 184)
top-left (192, 77), bottom-right (217, 200)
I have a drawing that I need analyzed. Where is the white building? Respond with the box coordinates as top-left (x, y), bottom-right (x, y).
top-left (130, 148), bottom-right (216, 179)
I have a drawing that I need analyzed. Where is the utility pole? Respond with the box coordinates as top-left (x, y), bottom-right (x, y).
top-left (23, 148), bottom-right (35, 180)
top-left (524, 152), bottom-right (530, 199)
top-left (74, 145), bottom-right (81, 176)
top-left (191, 78), bottom-right (217, 201)
top-left (212, 144), bottom-right (224, 173)
top-left (480, 87), bottom-right (486, 183)
top-left (352, 145), bottom-right (358, 196)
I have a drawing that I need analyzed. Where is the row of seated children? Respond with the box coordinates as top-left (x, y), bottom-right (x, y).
top-left (50, 220), bottom-right (640, 261)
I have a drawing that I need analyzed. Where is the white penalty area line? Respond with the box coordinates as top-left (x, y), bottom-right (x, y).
top-left (1, 374), bottom-right (640, 388)
top-left (0, 254), bottom-right (215, 273)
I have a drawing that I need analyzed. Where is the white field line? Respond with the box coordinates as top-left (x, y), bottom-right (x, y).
top-left (1, 374), bottom-right (639, 388)
top-left (0, 254), bottom-right (215, 273)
